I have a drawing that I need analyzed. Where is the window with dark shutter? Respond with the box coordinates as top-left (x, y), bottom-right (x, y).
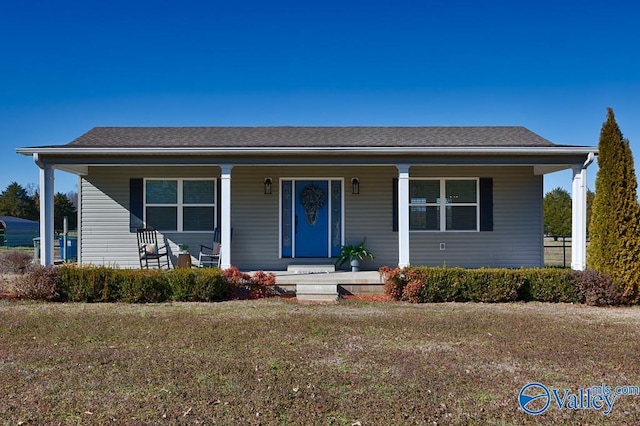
top-left (479, 177), bottom-right (493, 231)
top-left (130, 178), bottom-right (144, 232)
top-left (392, 177), bottom-right (493, 232)
top-left (129, 178), bottom-right (218, 232)
top-left (392, 178), bottom-right (398, 232)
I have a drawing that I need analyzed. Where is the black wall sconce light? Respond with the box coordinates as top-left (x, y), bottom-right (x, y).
top-left (351, 178), bottom-right (360, 194)
top-left (264, 178), bottom-right (273, 194)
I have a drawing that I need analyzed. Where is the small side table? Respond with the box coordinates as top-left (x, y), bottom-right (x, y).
top-left (177, 253), bottom-right (192, 269)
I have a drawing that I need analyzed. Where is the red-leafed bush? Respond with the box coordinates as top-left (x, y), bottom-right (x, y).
top-left (379, 266), bottom-right (404, 300)
top-left (402, 280), bottom-right (423, 303)
top-left (222, 267), bottom-right (276, 299)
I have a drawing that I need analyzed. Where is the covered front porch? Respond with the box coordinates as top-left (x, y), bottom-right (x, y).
top-left (31, 158), bottom-right (594, 272)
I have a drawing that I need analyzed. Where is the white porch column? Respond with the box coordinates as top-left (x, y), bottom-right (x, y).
top-left (220, 164), bottom-right (233, 269)
top-left (34, 154), bottom-right (54, 266)
top-left (571, 166), bottom-right (587, 271)
top-left (397, 164), bottom-right (411, 268)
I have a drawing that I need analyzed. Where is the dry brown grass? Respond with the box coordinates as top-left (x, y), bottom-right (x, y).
top-left (1, 300), bottom-right (639, 424)
top-left (0, 272), bottom-right (18, 296)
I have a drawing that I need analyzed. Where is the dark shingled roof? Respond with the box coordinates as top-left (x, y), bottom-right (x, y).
top-left (66, 126), bottom-right (557, 148)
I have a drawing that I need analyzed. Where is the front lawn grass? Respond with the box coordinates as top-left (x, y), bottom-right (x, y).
top-left (1, 300), bottom-right (639, 424)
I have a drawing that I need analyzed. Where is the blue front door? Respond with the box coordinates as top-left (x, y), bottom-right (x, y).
top-left (281, 179), bottom-right (343, 258)
top-left (295, 180), bottom-right (329, 257)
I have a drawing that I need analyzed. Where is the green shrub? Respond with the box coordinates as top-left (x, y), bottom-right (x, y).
top-left (167, 268), bottom-right (197, 301)
top-left (57, 265), bottom-right (121, 302)
top-left (387, 267), bottom-right (524, 303)
top-left (382, 266), bottom-right (596, 304)
top-left (120, 269), bottom-right (171, 303)
top-left (415, 267), bottom-right (466, 302)
top-left (168, 268), bottom-right (228, 301)
top-left (14, 266), bottom-right (61, 301)
top-left (12, 265), bottom-right (252, 304)
top-left (521, 268), bottom-right (581, 303)
top-left (461, 269), bottom-right (524, 302)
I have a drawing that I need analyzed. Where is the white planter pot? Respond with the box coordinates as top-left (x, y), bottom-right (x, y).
top-left (350, 258), bottom-right (361, 272)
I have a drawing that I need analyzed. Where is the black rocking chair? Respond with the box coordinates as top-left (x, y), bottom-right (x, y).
top-left (137, 228), bottom-right (171, 269)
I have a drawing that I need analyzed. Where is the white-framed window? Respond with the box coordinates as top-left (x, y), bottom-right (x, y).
top-left (409, 178), bottom-right (479, 231)
top-left (144, 178), bottom-right (216, 232)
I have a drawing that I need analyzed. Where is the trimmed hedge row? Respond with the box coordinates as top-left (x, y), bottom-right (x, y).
top-left (15, 265), bottom-right (275, 303)
top-left (380, 266), bottom-right (625, 306)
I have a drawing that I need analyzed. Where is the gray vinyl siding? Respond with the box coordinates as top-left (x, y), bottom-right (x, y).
top-left (79, 165), bottom-right (542, 270)
top-left (81, 169), bottom-right (133, 267)
top-left (408, 166), bottom-right (543, 268)
top-left (80, 166), bottom-right (220, 268)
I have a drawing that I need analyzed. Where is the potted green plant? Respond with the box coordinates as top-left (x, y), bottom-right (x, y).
top-left (335, 241), bottom-right (374, 272)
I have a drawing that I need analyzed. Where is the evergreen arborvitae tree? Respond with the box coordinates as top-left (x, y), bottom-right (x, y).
top-left (588, 108), bottom-right (640, 302)
top-left (586, 189), bottom-right (595, 234)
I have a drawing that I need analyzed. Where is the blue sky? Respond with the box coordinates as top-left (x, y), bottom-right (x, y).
top-left (2, 0), bottom-right (639, 195)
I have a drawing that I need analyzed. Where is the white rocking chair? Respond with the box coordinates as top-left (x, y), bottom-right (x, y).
top-left (198, 228), bottom-right (222, 268)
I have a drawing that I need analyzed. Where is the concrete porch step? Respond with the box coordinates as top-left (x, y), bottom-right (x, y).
top-left (296, 282), bottom-right (339, 302)
top-left (287, 264), bottom-right (336, 273)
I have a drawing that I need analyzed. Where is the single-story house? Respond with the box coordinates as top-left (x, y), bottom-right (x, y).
top-left (0, 216), bottom-right (39, 247)
top-left (17, 126), bottom-right (596, 271)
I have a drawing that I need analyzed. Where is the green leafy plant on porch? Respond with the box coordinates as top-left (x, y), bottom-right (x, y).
top-left (335, 240), bottom-right (374, 269)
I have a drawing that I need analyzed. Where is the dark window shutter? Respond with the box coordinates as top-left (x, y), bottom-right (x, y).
top-left (216, 178), bottom-right (222, 229)
top-left (130, 178), bottom-right (144, 232)
top-left (392, 178), bottom-right (398, 232)
top-left (480, 177), bottom-right (493, 231)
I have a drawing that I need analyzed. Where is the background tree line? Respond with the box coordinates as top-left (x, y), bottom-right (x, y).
top-left (0, 182), bottom-right (77, 230)
top-left (543, 187), bottom-right (594, 239)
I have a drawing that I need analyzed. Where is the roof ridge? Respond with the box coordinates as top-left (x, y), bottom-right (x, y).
top-left (48, 126), bottom-right (560, 149)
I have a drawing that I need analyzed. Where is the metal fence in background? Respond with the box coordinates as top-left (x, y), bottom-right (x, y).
top-left (543, 236), bottom-right (590, 268)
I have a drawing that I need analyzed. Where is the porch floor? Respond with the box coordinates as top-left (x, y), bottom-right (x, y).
top-left (255, 270), bottom-right (385, 295)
